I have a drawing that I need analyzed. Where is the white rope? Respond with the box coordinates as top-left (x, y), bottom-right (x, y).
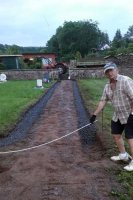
top-left (0, 121), bottom-right (97, 155)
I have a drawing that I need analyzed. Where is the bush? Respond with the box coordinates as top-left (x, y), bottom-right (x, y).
top-left (0, 63), bottom-right (6, 70)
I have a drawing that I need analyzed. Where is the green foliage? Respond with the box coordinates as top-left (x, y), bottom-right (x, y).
top-left (0, 62), bottom-right (6, 70)
top-left (110, 25), bottom-right (133, 55)
top-left (0, 23), bottom-right (133, 61)
top-left (46, 20), bottom-right (109, 61)
top-left (112, 29), bottom-right (123, 48)
top-left (124, 25), bottom-right (133, 39)
top-left (34, 62), bottom-right (42, 69)
top-left (75, 51), bottom-right (82, 60)
top-left (110, 170), bottom-right (133, 200)
top-left (106, 48), bottom-right (117, 56)
top-left (116, 47), bottom-right (129, 54)
top-left (22, 58), bottom-right (42, 69)
top-left (5, 45), bottom-right (20, 54)
top-left (0, 43), bottom-right (45, 55)
top-left (127, 43), bottom-right (133, 53)
top-left (46, 35), bottom-right (59, 55)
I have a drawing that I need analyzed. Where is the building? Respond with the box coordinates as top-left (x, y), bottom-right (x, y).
top-left (0, 55), bottom-right (22, 69)
top-left (0, 53), bottom-right (57, 70)
top-left (22, 53), bottom-right (57, 69)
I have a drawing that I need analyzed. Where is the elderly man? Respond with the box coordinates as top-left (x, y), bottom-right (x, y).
top-left (90, 62), bottom-right (133, 171)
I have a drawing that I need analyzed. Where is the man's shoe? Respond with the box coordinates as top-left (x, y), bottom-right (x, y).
top-left (124, 160), bottom-right (133, 171)
top-left (110, 153), bottom-right (132, 162)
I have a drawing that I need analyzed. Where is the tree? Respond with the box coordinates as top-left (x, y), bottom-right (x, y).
top-left (127, 43), bottom-right (133, 53)
top-left (124, 25), bottom-right (133, 39)
top-left (75, 51), bottom-right (82, 60)
top-left (46, 20), bottom-right (109, 61)
top-left (0, 63), bottom-right (6, 70)
top-left (112, 29), bottom-right (123, 48)
top-left (46, 34), bottom-right (60, 54)
top-left (5, 45), bottom-right (20, 54)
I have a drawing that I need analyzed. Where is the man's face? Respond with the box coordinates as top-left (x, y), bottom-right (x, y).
top-left (105, 68), bottom-right (118, 80)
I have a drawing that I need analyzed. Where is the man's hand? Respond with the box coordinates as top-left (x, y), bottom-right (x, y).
top-left (90, 115), bottom-right (96, 124)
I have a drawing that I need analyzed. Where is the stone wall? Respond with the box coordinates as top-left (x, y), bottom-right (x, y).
top-left (69, 66), bottom-right (133, 79)
top-left (120, 67), bottom-right (133, 77)
top-left (69, 68), bottom-right (104, 79)
top-left (0, 69), bottom-right (59, 80)
top-left (1, 66), bottom-right (133, 80)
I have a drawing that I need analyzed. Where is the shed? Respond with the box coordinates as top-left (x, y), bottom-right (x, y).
top-left (0, 55), bottom-right (22, 69)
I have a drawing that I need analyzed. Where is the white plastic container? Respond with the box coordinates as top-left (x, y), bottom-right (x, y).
top-left (37, 79), bottom-right (43, 87)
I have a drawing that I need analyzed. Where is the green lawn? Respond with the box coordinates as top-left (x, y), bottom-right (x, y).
top-left (0, 80), bottom-right (54, 136)
top-left (78, 78), bottom-right (133, 200)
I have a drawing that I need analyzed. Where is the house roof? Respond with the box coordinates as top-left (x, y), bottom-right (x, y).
top-left (0, 55), bottom-right (22, 57)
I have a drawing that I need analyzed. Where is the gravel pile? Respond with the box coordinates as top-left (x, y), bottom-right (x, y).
top-left (73, 81), bottom-right (96, 145)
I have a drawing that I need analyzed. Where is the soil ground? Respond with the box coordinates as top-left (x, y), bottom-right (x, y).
top-left (0, 80), bottom-right (124, 200)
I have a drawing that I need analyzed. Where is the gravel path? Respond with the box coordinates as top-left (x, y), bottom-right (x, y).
top-left (0, 80), bottom-right (123, 200)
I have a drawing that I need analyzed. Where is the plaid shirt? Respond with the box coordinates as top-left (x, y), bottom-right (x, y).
top-left (101, 74), bottom-right (133, 124)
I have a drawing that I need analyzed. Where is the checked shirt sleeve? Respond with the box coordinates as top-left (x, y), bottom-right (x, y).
top-left (100, 84), bottom-right (109, 101)
top-left (124, 78), bottom-right (133, 102)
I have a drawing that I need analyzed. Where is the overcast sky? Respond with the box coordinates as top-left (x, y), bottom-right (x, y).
top-left (0, 0), bottom-right (132, 47)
